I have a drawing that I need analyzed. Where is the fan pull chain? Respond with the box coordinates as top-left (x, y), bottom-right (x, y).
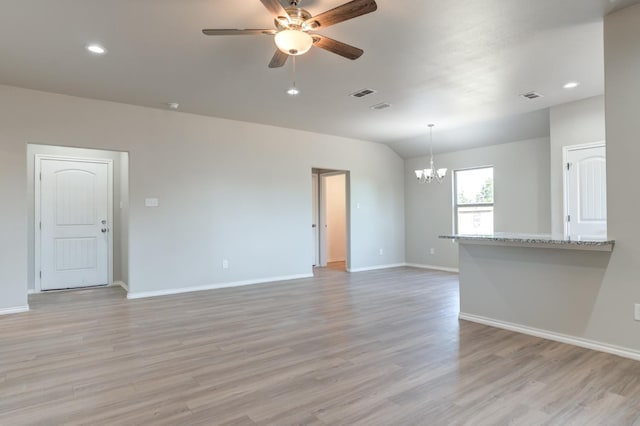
top-left (287, 55), bottom-right (300, 95)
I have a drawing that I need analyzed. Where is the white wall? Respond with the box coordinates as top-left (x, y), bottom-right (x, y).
top-left (26, 144), bottom-right (129, 290)
top-left (0, 85), bottom-right (405, 307)
top-left (405, 137), bottom-right (551, 269)
top-left (549, 96), bottom-right (606, 234)
top-left (325, 174), bottom-right (346, 263)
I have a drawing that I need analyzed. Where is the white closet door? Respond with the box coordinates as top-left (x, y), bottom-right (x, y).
top-left (566, 144), bottom-right (607, 239)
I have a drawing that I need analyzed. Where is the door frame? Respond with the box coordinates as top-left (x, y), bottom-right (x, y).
top-left (312, 173), bottom-right (320, 267)
top-left (562, 141), bottom-right (605, 237)
top-left (318, 171), bottom-right (349, 269)
top-left (34, 154), bottom-right (114, 292)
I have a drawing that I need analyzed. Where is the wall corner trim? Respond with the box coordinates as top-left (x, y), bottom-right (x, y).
top-left (126, 273), bottom-right (314, 300)
top-left (404, 263), bottom-right (460, 273)
top-left (0, 305), bottom-right (30, 316)
top-left (347, 263), bottom-right (405, 273)
top-left (459, 312), bottom-right (640, 362)
top-left (112, 281), bottom-right (129, 292)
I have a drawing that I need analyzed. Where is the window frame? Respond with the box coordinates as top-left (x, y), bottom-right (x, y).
top-left (453, 165), bottom-right (495, 234)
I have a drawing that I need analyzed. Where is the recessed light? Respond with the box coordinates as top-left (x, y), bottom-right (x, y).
top-left (286, 87), bottom-right (300, 96)
top-left (86, 44), bottom-right (106, 54)
top-left (563, 81), bottom-right (580, 89)
top-left (167, 102), bottom-right (179, 110)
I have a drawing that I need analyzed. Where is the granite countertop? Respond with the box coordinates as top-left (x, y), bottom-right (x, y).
top-left (439, 232), bottom-right (615, 250)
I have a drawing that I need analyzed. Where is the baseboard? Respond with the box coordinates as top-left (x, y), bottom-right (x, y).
top-left (126, 273), bottom-right (313, 300)
top-left (405, 263), bottom-right (459, 273)
top-left (27, 289), bottom-right (39, 295)
top-left (347, 263), bottom-right (405, 273)
top-left (0, 305), bottom-right (30, 315)
top-left (112, 281), bottom-right (129, 292)
top-left (459, 312), bottom-right (640, 362)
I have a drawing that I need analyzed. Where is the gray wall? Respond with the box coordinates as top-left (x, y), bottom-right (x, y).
top-left (26, 144), bottom-right (129, 290)
top-left (459, 244), bottom-right (612, 337)
top-left (0, 85), bottom-right (405, 307)
top-left (404, 137), bottom-right (551, 269)
top-left (549, 96), bottom-right (606, 234)
top-left (598, 2), bottom-right (640, 350)
top-left (455, 2), bottom-right (640, 355)
top-left (119, 152), bottom-right (129, 285)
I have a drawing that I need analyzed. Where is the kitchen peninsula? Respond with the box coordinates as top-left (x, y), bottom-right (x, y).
top-left (439, 233), bottom-right (627, 357)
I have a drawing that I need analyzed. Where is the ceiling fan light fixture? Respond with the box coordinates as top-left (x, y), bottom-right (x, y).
top-left (275, 29), bottom-right (313, 55)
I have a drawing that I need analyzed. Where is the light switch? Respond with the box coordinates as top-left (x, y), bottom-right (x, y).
top-left (145, 198), bottom-right (159, 207)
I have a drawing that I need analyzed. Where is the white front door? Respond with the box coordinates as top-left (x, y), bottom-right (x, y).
top-left (565, 144), bottom-right (607, 239)
top-left (39, 158), bottom-right (111, 290)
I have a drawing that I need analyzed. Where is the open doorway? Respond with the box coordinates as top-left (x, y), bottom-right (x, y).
top-left (312, 168), bottom-right (350, 272)
top-left (28, 144), bottom-right (129, 295)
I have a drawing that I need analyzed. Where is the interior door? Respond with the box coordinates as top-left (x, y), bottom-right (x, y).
top-left (40, 158), bottom-right (110, 290)
top-left (565, 144), bottom-right (607, 239)
top-left (312, 173), bottom-right (319, 266)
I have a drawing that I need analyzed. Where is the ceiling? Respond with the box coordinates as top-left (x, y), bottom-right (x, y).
top-left (0, 0), bottom-right (637, 158)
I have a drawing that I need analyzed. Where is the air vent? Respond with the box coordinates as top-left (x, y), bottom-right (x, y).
top-left (520, 91), bottom-right (544, 100)
top-left (350, 88), bottom-right (377, 98)
top-left (370, 102), bottom-right (392, 110)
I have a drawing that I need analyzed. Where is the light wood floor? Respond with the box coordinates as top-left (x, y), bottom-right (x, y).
top-left (2, 267), bottom-right (640, 425)
top-left (325, 261), bottom-right (346, 272)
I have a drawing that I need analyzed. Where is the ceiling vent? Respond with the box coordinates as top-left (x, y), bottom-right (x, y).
top-left (370, 102), bottom-right (392, 110)
top-left (520, 91), bottom-right (544, 100)
top-left (350, 88), bottom-right (377, 98)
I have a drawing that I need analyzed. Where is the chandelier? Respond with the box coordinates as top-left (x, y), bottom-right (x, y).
top-left (415, 124), bottom-right (447, 183)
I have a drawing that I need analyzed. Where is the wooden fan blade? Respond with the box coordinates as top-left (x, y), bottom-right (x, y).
top-left (268, 49), bottom-right (289, 68)
top-left (312, 35), bottom-right (363, 60)
top-left (305, 0), bottom-right (377, 29)
top-left (202, 29), bottom-right (276, 36)
top-left (259, 0), bottom-right (289, 19)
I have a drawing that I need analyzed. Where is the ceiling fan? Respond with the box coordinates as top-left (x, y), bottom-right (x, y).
top-left (202, 0), bottom-right (377, 68)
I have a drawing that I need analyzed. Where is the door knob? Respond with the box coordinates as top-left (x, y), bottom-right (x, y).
top-left (101, 228), bottom-right (108, 233)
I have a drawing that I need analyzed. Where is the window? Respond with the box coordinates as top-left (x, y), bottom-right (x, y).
top-left (454, 167), bottom-right (494, 234)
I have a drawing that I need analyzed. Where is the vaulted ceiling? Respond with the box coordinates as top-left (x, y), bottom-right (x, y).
top-left (0, 0), bottom-right (637, 157)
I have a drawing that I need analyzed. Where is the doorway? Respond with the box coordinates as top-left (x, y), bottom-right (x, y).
top-left (563, 142), bottom-right (607, 239)
top-left (29, 144), bottom-right (129, 294)
top-left (312, 168), bottom-right (349, 272)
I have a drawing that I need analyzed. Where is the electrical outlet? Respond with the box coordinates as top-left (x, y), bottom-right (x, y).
top-left (635, 304), bottom-right (640, 321)
top-left (222, 259), bottom-right (229, 269)
top-left (430, 248), bottom-right (435, 255)
top-left (379, 248), bottom-right (384, 256)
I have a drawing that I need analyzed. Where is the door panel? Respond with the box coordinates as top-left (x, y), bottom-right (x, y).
top-left (40, 159), bottom-right (110, 290)
top-left (566, 145), bottom-right (607, 239)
